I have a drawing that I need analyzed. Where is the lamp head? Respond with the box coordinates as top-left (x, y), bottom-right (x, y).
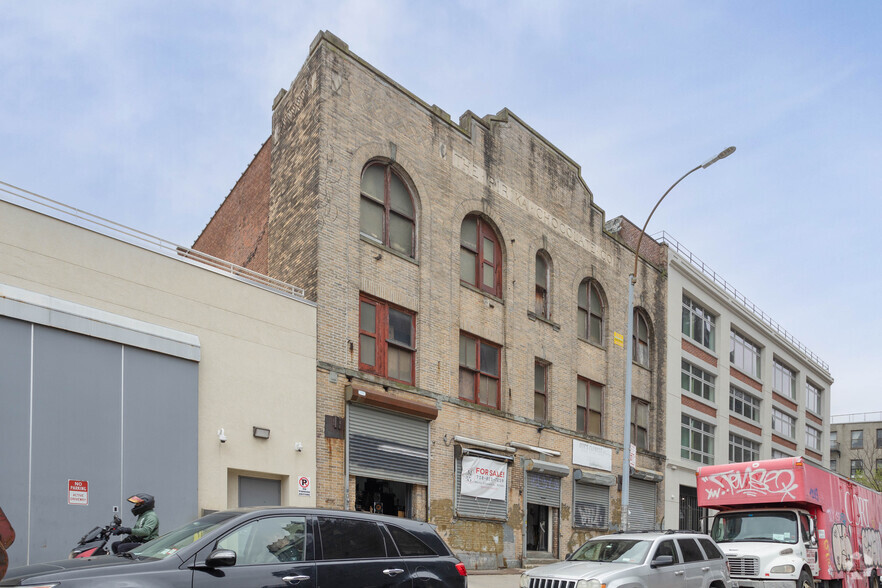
top-left (701, 146), bottom-right (736, 168)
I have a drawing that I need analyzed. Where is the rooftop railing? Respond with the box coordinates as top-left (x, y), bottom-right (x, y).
top-left (656, 231), bottom-right (829, 374)
top-left (832, 412), bottom-right (882, 424)
top-left (0, 180), bottom-right (305, 299)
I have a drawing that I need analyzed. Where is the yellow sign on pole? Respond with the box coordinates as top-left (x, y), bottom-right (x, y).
top-left (614, 332), bottom-right (624, 347)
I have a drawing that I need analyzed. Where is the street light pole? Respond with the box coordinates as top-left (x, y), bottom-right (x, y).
top-left (621, 146), bottom-right (735, 532)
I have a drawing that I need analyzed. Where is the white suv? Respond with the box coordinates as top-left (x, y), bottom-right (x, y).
top-left (520, 531), bottom-right (733, 588)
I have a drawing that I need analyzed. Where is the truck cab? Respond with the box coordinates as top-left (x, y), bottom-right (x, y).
top-left (710, 507), bottom-right (818, 588)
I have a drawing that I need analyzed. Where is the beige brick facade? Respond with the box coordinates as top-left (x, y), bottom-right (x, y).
top-left (198, 31), bottom-right (668, 569)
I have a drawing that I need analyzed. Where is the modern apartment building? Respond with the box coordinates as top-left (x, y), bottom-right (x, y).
top-left (830, 413), bottom-right (882, 489)
top-left (657, 231), bottom-right (833, 530)
top-left (195, 31), bottom-right (669, 568)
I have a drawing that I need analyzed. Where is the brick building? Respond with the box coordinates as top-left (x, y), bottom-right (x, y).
top-left (195, 31), bottom-right (667, 568)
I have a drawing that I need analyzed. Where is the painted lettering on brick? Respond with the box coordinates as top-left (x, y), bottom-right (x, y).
top-left (451, 150), bottom-right (613, 264)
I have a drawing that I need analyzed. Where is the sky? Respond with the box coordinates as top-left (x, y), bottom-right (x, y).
top-left (2, 1), bottom-right (879, 416)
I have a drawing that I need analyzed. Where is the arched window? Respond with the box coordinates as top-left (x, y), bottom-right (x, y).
top-left (578, 279), bottom-right (605, 345)
top-left (535, 250), bottom-right (551, 319)
top-left (633, 309), bottom-right (650, 367)
top-left (460, 215), bottom-right (501, 297)
top-left (360, 162), bottom-right (415, 257)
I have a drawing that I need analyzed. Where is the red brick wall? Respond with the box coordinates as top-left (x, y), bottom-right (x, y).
top-left (681, 394), bottom-right (717, 418)
top-left (772, 392), bottom-right (798, 412)
top-left (682, 339), bottom-right (717, 367)
top-left (730, 367), bottom-right (762, 392)
top-left (193, 139), bottom-right (271, 274)
top-left (729, 416), bottom-right (762, 436)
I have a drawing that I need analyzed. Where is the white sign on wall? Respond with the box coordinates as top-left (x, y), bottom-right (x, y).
top-left (572, 440), bottom-right (613, 472)
top-left (68, 479), bottom-right (89, 505)
top-left (461, 456), bottom-right (507, 501)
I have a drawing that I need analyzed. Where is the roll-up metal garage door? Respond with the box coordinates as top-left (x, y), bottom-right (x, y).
top-left (455, 457), bottom-right (508, 520)
top-left (629, 478), bottom-right (657, 530)
top-left (526, 472), bottom-right (561, 508)
top-left (348, 404), bottom-right (429, 484)
top-left (573, 483), bottom-right (609, 529)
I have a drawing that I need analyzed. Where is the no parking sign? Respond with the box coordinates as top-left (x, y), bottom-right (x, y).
top-left (298, 476), bottom-right (311, 497)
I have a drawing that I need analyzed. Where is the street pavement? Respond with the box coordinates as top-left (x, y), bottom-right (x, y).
top-left (467, 569), bottom-right (524, 588)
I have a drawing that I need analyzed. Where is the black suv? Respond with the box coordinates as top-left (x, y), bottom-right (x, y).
top-left (1, 508), bottom-right (468, 587)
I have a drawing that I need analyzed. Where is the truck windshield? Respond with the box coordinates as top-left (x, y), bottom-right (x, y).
top-left (711, 511), bottom-right (798, 544)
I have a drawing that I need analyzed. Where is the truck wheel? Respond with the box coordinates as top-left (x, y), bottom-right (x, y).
top-left (797, 569), bottom-right (813, 588)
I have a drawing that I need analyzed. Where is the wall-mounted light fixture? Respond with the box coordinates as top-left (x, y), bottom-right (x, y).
top-left (253, 427), bottom-right (270, 439)
top-left (218, 428), bottom-right (227, 443)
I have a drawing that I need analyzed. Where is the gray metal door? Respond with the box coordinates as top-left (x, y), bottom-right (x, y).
top-left (573, 482), bottom-right (609, 529)
top-left (526, 472), bottom-right (561, 508)
top-left (238, 476), bottom-right (282, 507)
top-left (348, 405), bottom-right (429, 484)
top-left (629, 478), bottom-right (657, 530)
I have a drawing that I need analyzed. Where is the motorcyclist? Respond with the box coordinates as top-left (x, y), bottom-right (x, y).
top-left (111, 493), bottom-right (159, 554)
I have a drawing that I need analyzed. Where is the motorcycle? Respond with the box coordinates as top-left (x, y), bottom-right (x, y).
top-left (69, 507), bottom-right (122, 559)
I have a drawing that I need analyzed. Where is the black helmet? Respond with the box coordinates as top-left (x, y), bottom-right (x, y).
top-left (127, 493), bottom-right (155, 516)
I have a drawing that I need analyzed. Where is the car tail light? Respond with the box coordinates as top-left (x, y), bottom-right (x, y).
top-left (456, 562), bottom-right (468, 576)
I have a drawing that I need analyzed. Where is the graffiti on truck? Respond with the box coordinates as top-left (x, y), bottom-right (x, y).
top-left (832, 523), bottom-right (853, 572)
top-left (861, 527), bottom-right (882, 568)
top-left (700, 465), bottom-right (798, 501)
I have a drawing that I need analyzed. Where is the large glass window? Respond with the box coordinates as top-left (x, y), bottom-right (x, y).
top-left (633, 310), bottom-right (650, 367)
top-left (852, 430), bottom-right (864, 449)
top-left (806, 426), bottom-right (821, 452)
top-left (730, 386), bottom-right (761, 422)
top-left (360, 162), bottom-right (415, 257)
top-left (534, 361), bottom-right (549, 423)
top-left (773, 361), bottom-right (796, 399)
top-left (359, 295), bottom-right (415, 384)
top-left (772, 408), bottom-right (795, 439)
top-left (632, 399), bottom-right (649, 450)
top-left (535, 251), bottom-right (551, 319)
top-left (729, 433), bottom-right (759, 463)
top-left (578, 280), bottom-right (605, 345)
top-left (459, 332), bottom-right (501, 409)
top-left (460, 215), bottom-right (501, 296)
top-left (682, 360), bottom-right (715, 401)
top-left (731, 331), bottom-right (761, 379)
top-left (681, 414), bottom-right (715, 464)
top-left (806, 382), bottom-right (821, 414)
top-left (682, 295), bottom-right (716, 351)
top-left (577, 377), bottom-right (603, 436)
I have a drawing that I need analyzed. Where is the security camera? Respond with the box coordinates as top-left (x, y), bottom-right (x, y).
top-left (218, 428), bottom-right (227, 443)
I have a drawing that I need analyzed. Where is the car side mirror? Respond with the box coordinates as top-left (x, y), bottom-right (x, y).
top-left (565, 553), bottom-right (572, 561)
top-left (205, 549), bottom-right (237, 568)
top-left (651, 555), bottom-right (674, 568)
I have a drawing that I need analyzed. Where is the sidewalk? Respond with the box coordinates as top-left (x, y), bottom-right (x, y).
top-left (467, 568), bottom-right (524, 588)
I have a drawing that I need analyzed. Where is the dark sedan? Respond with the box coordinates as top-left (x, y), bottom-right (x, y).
top-left (1, 507), bottom-right (468, 587)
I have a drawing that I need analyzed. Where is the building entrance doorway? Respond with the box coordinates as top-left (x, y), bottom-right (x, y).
top-left (526, 503), bottom-right (550, 552)
top-left (354, 477), bottom-right (411, 517)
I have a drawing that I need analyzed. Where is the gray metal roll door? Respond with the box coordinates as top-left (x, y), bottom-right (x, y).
top-left (348, 404), bottom-right (429, 484)
top-left (573, 483), bottom-right (609, 528)
top-left (455, 458), bottom-right (508, 520)
top-left (526, 472), bottom-right (561, 507)
top-left (629, 478), bottom-right (657, 530)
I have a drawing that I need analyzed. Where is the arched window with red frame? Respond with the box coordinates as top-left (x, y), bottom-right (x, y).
top-left (460, 214), bottom-right (502, 297)
top-left (360, 162), bottom-right (416, 258)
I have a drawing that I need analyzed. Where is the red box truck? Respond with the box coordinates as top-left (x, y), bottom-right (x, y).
top-left (697, 457), bottom-right (882, 588)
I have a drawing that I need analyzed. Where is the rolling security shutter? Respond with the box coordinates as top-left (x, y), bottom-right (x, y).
top-left (628, 478), bottom-right (657, 530)
top-left (348, 405), bottom-right (429, 485)
top-left (455, 458), bottom-right (508, 520)
top-left (573, 483), bottom-right (609, 529)
top-left (526, 472), bottom-right (561, 508)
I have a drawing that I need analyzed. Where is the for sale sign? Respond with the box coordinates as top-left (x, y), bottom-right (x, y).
top-left (68, 480), bottom-right (88, 505)
top-left (461, 456), bottom-right (507, 501)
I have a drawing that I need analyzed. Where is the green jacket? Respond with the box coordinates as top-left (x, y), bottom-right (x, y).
top-left (130, 509), bottom-right (159, 542)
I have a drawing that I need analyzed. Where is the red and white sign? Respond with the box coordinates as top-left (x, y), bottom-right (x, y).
top-left (68, 480), bottom-right (89, 505)
top-left (461, 456), bottom-right (507, 501)
top-left (298, 476), bottom-right (311, 497)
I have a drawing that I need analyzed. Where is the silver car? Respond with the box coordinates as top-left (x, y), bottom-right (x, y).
top-left (520, 531), bottom-right (733, 588)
